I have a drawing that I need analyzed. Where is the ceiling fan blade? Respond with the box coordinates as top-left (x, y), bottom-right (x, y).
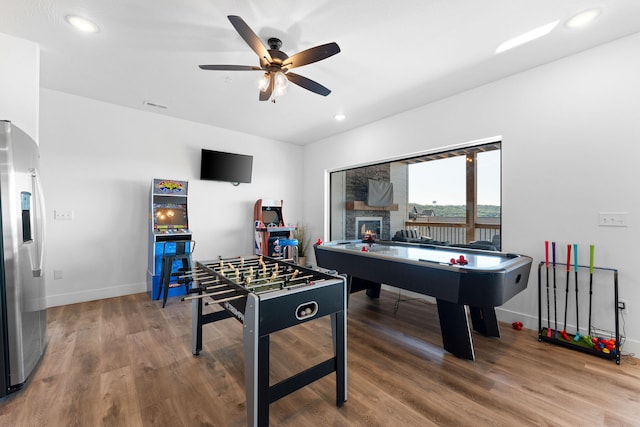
top-left (286, 72), bottom-right (331, 96)
top-left (259, 74), bottom-right (274, 101)
top-left (199, 65), bottom-right (262, 71)
top-left (282, 42), bottom-right (340, 69)
top-left (227, 15), bottom-right (273, 64)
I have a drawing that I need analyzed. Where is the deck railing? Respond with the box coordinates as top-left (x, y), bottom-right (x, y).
top-left (403, 219), bottom-right (500, 247)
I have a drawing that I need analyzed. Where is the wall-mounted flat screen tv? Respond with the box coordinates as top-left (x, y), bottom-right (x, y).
top-left (200, 149), bottom-right (253, 184)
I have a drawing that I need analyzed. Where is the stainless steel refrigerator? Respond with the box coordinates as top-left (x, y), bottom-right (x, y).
top-left (0, 120), bottom-right (47, 397)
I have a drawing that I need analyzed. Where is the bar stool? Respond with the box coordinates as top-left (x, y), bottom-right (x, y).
top-left (276, 238), bottom-right (298, 264)
top-left (158, 240), bottom-right (195, 308)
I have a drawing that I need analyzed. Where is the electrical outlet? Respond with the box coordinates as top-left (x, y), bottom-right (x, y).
top-left (54, 270), bottom-right (63, 280)
top-left (54, 209), bottom-right (74, 220)
top-left (598, 212), bottom-right (628, 227)
top-left (618, 300), bottom-right (628, 311)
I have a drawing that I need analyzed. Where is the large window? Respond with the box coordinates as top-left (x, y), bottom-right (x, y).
top-left (408, 156), bottom-right (466, 214)
top-left (329, 141), bottom-right (501, 249)
top-left (477, 150), bottom-right (501, 207)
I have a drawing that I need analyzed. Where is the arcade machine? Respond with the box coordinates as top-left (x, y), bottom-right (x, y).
top-left (253, 199), bottom-right (296, 257)
top-left (147, 178), bottom-right (193, 301)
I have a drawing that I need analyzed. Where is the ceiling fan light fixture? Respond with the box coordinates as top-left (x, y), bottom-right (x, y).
top-left (566, 9), bottom-right (601, 29)
top-left (258, 74), bottom-right (270, 92)
top-left (495, 20), bottom-right (559, 54)
top-left (273, 71), bottom-right (288, 97)
top-left (65, 15), bottom-right (100, 33)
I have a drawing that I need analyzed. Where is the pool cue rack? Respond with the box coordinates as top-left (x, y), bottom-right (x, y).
top-left (537, 262), bottom-right (621, 364)
top-left (186, 255), bottom-right (347, 427)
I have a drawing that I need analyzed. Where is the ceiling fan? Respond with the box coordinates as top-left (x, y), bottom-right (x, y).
top-left (199, 15), bottom-right (340, 101)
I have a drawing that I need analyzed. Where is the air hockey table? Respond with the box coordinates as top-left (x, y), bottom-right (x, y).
top-left (314, 240), bottom-right (532, 360)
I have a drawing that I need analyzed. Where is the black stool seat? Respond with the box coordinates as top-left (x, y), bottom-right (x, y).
top-left (158, 240), bottom-right (195, 308)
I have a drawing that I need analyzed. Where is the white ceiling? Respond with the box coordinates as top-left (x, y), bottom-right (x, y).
top-left (2, 0), bottom-right (639, 145)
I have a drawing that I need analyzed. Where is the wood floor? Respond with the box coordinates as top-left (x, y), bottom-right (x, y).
top-left (1, 289), bottom-right (639, 426)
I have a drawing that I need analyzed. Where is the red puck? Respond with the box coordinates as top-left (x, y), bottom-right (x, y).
top-left (512, 321), bottom-right (523, 330)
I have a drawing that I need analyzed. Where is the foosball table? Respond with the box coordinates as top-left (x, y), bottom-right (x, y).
top-left (186, 255), bottom-right (347, 427)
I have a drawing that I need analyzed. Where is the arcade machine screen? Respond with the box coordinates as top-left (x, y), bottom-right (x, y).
top-left (154, 196), bottom-right (188, 232)
top-left (262, 209), bottom-right (282, 227)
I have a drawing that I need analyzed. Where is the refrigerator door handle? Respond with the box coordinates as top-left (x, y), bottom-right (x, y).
top-left (30, 167), bottom-right (46, 277)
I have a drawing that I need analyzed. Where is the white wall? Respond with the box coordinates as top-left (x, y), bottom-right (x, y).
top-left (303, 33), bottom-right (640, 356)
top-left (0, 32), bottom-right (40, 141)
top-left (390, 162), bottom-right (408, 234)
top-left (39, 89), bottom-right (303, 306)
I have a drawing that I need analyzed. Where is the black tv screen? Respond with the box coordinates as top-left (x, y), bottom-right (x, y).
top-left (200, 149), bottom-right (253, 184)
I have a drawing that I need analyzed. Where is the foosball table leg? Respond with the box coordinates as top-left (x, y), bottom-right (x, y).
top-left (192, 296), bottom-right (203, 355)
top-left (331, 310), bottom-right (347, 406)
top-left (243, 293), bottom-right (262, 427)
top-left (256, 335), bottom-right (270, 427)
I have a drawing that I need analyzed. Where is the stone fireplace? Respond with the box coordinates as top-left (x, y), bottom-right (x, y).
top-left (355, 217), bottom-right (382, 240)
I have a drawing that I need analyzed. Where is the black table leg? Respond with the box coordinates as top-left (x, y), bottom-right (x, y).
top-left (349, 277), bottom-right (381, 298)
top-left (436, 299), bottom-right (475, 360)
top-left (257, 335), bottom-right (270, 427)
top-left (331, 311), bottom-right (347, 406)
top-left (469, 306), bottom-right (500, 337)
top-left (191, 296), bottom-right (203, 355)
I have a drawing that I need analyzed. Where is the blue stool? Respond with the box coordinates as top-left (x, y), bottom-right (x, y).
top-left (158, 240), bottom-right (195, 308)
top-left (275, 238), bottom-right (298, 264)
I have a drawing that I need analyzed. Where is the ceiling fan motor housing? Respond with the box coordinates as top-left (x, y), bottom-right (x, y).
top-left (267, 38), bottom-right (288, 67)
top-left (267, 37), bottom-right (282, 50)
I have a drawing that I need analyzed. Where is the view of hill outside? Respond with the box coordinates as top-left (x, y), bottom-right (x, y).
top-left (409, 203), bottom-right (501, 217)
top-left (408, 150), bottom-right (500, 218)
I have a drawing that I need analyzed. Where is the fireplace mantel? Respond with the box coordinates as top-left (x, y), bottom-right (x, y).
top-left (345, 201), bottom-right (398, 211)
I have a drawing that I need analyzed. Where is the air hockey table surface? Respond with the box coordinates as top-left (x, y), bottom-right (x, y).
top-left (326, 240), bottom-right (512, 267)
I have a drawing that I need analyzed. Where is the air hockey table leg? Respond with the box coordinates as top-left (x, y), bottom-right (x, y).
top-left (436, 299), bottom-right (475, 360)
top-left (348, 276), bottom-right (381, 298)
top-left (469, 306), bottom-right (500, 337)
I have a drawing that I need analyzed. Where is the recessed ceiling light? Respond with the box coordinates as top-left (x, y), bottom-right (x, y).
top-left (65, 15), bottom-right (100, 33)
top-left (496, 20), bottom-right (559, 54)
top-left (566, 9), bottom-right (601, 29)
top-left (334, 114), bottom-right (346, 121)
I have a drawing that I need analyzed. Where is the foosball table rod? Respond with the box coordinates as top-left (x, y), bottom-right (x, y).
top-left (182, 292), bottom-right (244, 304)
top-left (245, 274), bottom-right (314, 290)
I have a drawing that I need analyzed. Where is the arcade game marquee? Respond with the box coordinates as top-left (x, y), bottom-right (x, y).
top-left (146, 178), bottom-right (193, 300)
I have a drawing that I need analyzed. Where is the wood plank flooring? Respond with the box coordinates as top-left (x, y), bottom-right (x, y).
top-left (1, 290), bottom-right (639, 426)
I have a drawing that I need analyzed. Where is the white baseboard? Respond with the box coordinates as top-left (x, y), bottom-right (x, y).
top-left (46, 282), bottom-right (147, 308)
